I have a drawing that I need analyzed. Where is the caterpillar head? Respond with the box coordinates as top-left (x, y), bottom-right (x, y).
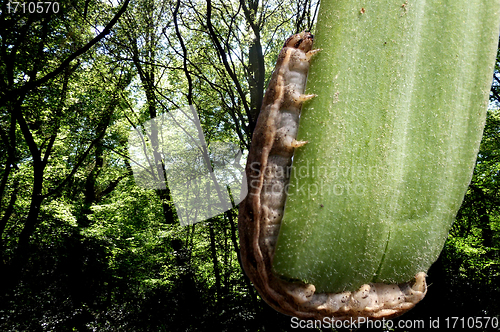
top-left (284, 31), bottom-right (314, 52)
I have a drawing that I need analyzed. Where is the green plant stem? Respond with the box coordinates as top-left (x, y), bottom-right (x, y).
top-left (272, 0), bottom-right (500, 293)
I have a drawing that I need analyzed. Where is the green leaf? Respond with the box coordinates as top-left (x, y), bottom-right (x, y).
top-left (272, 0), bottom-right (500, 293)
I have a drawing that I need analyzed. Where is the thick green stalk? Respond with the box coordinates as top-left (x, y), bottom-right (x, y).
top-left (273, 0), bottom-right (500, 293)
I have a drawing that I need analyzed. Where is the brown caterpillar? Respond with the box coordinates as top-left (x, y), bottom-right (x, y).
top-left (238, 31), bottom-right (427, 320)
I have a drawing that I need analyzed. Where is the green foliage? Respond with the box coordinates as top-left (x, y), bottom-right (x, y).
top-left (0, 0), bottom-right (498, 331)
top-left (443, 107), bottom-right (500, 315)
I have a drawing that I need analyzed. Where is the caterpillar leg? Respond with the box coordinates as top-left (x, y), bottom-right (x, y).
top-left (306, 48), bottom-right (321, 61)
top-left (291, 139), bottom-right (308, 148)
top-left (281, 136), bottom-right (308, 149)
top-left (297, 93), bottom-right (317, 102)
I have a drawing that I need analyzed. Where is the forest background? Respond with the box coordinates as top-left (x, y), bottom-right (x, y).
top-left (0, 0), bottom-right (499, 331)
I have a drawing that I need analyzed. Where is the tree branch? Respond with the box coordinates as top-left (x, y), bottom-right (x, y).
top-left (173, 0), bottom-right (194, 105)
top-left (20, 0), bottom-right (130, 93)
top-left (206, 0), bottom-right (253, 132)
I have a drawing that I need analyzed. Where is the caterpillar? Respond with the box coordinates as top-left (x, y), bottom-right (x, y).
top-left (238, 31), bottom-right (427, 320)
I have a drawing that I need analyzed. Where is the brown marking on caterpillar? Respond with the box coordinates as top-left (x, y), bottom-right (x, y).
top-left (238, 31), bottom-right (427, 320)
